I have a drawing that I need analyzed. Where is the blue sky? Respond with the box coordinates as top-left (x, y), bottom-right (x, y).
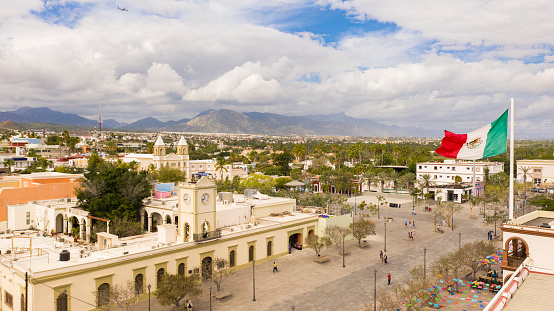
top-left (2, 0), bottom-right (554, 137)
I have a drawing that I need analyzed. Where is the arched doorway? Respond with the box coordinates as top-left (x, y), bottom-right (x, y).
top-left (97, 283), bottom-right (110, 307)
top-left (308, 229), bottom-right (314, 238)
top-left (165, 215), bottom-right (171, 224)
top-left (20, 294), bottom-right (24, 311)
top-left (151, 212), bottom-right (163, 232)
top-left (229, 250), bottom-right (235, 267)
top-left (267, 241), bottom-right (272, 256)
top-left (184, 223), bottom-right (190, 242)
top-left (143, 211), bottom-right (149, 231)
top-left (70, 216), bottom-right (79, 239)
top-left (248, 245), bottom-right (255, 262)
top-left (505, 237), bottom-right (528, 268)
top-left (178, 263), bottom-right (185, 276)
top-left (157, 268), bottom-right (165, 287)
top-left (55, 214), bottom-right (64, 234)
top-left (289, 233), bottom-right (302, 252)
top-left (135, 274), bottom-right (144, 295)
top-left (202, 257), bottom-right (212, 280)
top-left (56, 291), bottom-right (68, 311)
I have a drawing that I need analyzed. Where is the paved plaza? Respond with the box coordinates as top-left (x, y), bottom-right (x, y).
top-left (136, 198), bottom-right (498, 311)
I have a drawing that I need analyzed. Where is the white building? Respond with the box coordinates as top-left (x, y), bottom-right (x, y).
top-left (416, 160), bottom-right (504, 185)
top-left (516, 159), bottom-right (554, 185)
top-left (484, 210), bottom-right (554, 310)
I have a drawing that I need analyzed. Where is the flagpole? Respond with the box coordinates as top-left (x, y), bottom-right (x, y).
top-left (509, 98), bottom-right (515, 220)
top-left (473, 159), bottom-right (476, 197)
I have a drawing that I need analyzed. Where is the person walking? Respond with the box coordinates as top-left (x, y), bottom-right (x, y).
top-left (384, 254), bottom-right (388, 264)
top-left (408, 220), bottom-right (412, 228)
top-left (380, 251), bottom-right (383, 263)
top-left (187, 300), bottom-right (193, 311)
top-left (273, 262), bottom-right (278, 273)
top-left (408, 231), bottom-right (412, 241)
top-left (412, 229), bottom-right (416, 240)
top-left (388, 273), bottom-right (391, 286)
top-left (404, 219), bottom-right (407, 227)
top-left (413, 220), bottom-right (415, 228)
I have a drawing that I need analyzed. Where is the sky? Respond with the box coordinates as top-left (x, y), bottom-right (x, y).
top-left (1, 0), bottom-right (554, 137)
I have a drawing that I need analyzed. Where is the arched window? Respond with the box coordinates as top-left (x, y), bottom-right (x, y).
top-left (267, 241), bottom-right (272, 257)
top-left (135, 274), bottom-right (144, 295)
top-left (178, 263), bottom-right (185, 276)
top-left (229, 250), bottom-right (236, 267)
top-left (56, 291), bottom-right (68, 311)
top-left (184, 223), bottom-right (190, 241)
top-left (249, 245), bottom-right (255, 262)
top-left (20, 293), bottom-right (25, 311)
top-left (97, 283), bottom-right (110, 307)
top-left (157, 268), bottom-right (165, 287)
top-left (202, 221), bottom-right (210, 238)
top-left (165, 216), bottom-right (171, 224)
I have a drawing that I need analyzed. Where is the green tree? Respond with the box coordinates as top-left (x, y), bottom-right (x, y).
top-left (154, 273), bottom-right (203, 308)
top-left (305, 234), bottom-right (332, 262)
top-left (215, 157), bottom-right (228, 180)
top-left (206, 258), bottom-right (234, 293)
top-left (240, 173), bottom-right (276, 195)
top-left (292, 144), bottom-right (306, 161)
top-left (75, 161), bottom-right (151, 221)
top-left (324, 225), bottom-right (351, 255)
top-left (349, 218), bottom-right (376, 248)
top-left (152, 166), bottom-right (187, 183)
top-left (273, 149), bottom-right (294, 175)
top-left (2, 159), bottom-right (14, 175)
top-left (27, 148), bottom-right (38, 157)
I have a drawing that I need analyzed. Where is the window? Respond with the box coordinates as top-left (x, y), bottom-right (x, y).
top-left (56, 292), bottom-right (68, 311)
top-left (157, 268), bottom-right (165, 287)
top-left (23, 182), bottom-right (28, 187)
top-left (199, 164), bottom-right (203, 169)
top-left (447, 167), bottom-right (450, 169)
top-left (534, 169), bottom-right (541, 172)
top-left (4, 291), bottom-right (12, 308)
top-left (476, 168), bottom-right (480, 172)
top-left (440, 166), bottom-right (442, 169)
top-left (434, 166), bottom-right (437, 170)
top-left (418, 166), bottom-right (422, 169)
top-left (229, 250), bottom-right (235, 267)
top-left (26, 212), bottom-right (30, 225)
top-left (477, 177), bottom-right (481, 181)
top-left (97, 283), bottom-right (110, 307)
top-left (267, 241), bottom-right (272, 257)
top-left (434, 175), bottom-right (437, 179)
top-left (467, 177), bottom-right (470, 179)
top-left (467, 167), bottom-right (470, 170)
top-left (178, 263), bottom-right (185, 276)
top-left (20, 294), bottom-right (25, 311)
top-left (452, 167), bottom-right (456, 171)
top-left (191, 164), bottom-right (195, 169)
top-left (135, 274), bottom-right (144, 295)
top-left (249, 245), bottom-right (255, 262)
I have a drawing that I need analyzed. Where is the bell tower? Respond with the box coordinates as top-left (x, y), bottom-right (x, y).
top-left (177, 176), bottom-right (216, 242)
top-left (153, 136), bottom-right (166, 169)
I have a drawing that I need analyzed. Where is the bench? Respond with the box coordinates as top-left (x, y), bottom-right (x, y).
top-left (215, 292), bottom-right (233, 300)
top-left (316, 256), bottom-right (330, 264)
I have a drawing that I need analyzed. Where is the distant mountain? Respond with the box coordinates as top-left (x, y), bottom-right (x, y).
top-left (0, 106), bottom-right (440, 137)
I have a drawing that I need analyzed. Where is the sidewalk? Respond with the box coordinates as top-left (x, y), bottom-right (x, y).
top-left (135, 202), bottom-right (493, 311)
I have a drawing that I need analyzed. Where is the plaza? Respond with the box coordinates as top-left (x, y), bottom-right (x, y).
top-left (136, 197), bottom-right (494, 311)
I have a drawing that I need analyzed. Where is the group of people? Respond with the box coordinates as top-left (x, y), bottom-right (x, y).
top-left (379, 250), bottom-right (388, 264)
top-left (408, 229), bottom-right (416, 241)
top-left (487, 231), bottom-right (495, 240)
top-left (404, 219), bottom-right (416, 228)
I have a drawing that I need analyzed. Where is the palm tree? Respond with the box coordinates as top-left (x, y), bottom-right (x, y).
top-left (418, 174), bottom-right (434, 206)
top-left (518, 166), bottom-right (532, 212)
top-left (292, 144), bottom-right (306, 162)
top-left (3, 159), bottom-right (15, 175)
top-left (215, 157), bottom-right (228, 181)
top-left (374, 169), bottom-right (389, 193)
top-left (400, 172), bottom-right (416, 190)
top-left (388, 170), bottom-right (401, 194)
top-left (364, 166), bottom-right (376, 192)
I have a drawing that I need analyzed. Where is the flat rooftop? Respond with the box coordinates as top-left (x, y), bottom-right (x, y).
top-left (503, 273), bottom-right (554, 311)
top-left (521, 216), bottom-right (554, 227)
top-left (2, 212), bottom-right (316, 276)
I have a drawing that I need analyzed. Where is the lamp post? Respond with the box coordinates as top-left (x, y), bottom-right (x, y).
top-left (374, 269), bottom-right (377, 311)
top-left (342, 235), bottom-right (345, 268)
top-left (209, 285), bottom-right (212, 311)
top-left (384, 221), bottom-right (387, 252)
top-left (451, 203), bottom-right (454, 231)
top-left (252, 260), bottom-right (256, 301)
top-left (424, 248), bottom-right (427, 279)
top-left (147, 284), bottom-right (151, 311)
top-left (459, 233), bottom-right (461, 250)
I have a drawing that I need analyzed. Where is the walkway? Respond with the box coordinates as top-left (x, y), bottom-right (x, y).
top-left (136, 201), bottom-right (496, 310)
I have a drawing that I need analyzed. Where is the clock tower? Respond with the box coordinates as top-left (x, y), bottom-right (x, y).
top-left (177, 176), bottom-right (216, 242)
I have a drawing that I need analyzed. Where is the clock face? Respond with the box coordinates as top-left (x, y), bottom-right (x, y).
top-left (201, 193), bottom-right (209, 204)
top-left (183, 194), bottom-right (190, 204)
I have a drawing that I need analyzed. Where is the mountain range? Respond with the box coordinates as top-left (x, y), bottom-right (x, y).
top-left (0, 107), bottom-right (439, 137)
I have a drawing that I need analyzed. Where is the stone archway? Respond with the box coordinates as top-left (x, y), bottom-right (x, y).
top-left (151, 212), bottom-right (163, 232)
top-left (202, 257), bottom-right (212, 280)
top-left (165, 215), bottom-right (172, 224)
top-left (55, 214), bottom-right (64, 235)
top-left (503, 236), bottom-right (529, 269)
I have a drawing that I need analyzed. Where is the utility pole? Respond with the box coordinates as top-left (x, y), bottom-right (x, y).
top-left (25, 272), bottom-right (28, 311)
top-left (459, 233), bottom-right (461, 249)
top-left (252, 260), bottom-right (256, 301)
top-left (424, 248), bottom-right (427, 279)
top-left (384, 221), bottom-right (387, 252)
top-left (342, 235), bottom-right (345, 268)
top-left (374, 269), bottom-right (377, 311)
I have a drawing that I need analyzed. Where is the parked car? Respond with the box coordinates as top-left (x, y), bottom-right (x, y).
top-left (531, 187), bottom-right (537, 192)
top-left (538, 188), bottom-right (546, 193)
top-left (547, 188), bottom-right (554, 194)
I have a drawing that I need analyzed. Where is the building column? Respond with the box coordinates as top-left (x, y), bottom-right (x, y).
top-left (140, 212), bottom-right (145, 227)
top-left (86, 218), bottom-right (91, 243)
top-left (162, 217), bottom-right (167, 225)
top-left (63, 215), bottom-right (68, 234)
top-left (148, 215), bottom-right (152, 232)
top-left (79, 219), bottom-right (84, 240)
top-left (68, 219), bottom-right (73, 235)
top-left (107, 221), bottom-right (110, 234)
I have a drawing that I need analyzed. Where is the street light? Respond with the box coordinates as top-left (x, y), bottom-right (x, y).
top-left (459, 233), bottom-right (461, 250)
top-left (209, 285), bottom-right (212, 311)
top-left (424, 248), bottom-right (427, 279)
top-left (252, 260), bottom-right (256, 301)
top-left (384, 221), bottom-right (387, 252)
top-left (147, 284), bottom-right (151, 311)
top-left (342, 235), bottom-right (345, 268)
top-left (451, 203), bottom-right (454, 231)
top-left (374, 269), bottom-right (377, 311)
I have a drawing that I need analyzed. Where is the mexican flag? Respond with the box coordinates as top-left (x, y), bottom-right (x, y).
top-left (435, 109), bottom-right (508, 160)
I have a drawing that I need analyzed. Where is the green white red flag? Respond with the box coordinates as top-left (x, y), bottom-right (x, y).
top-left (435, 109), bottom-right (508, 160)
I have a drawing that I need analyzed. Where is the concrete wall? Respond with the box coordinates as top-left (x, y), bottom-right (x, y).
top-left (216, 204), bottom-right (251, 228)
top-left (317, 213), bottom-right (353, 238)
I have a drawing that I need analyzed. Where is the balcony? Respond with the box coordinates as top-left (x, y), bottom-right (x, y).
top-left (507, 256), bottom-right (525, 268)
top-left (193, 229), bottom-right (222, 243)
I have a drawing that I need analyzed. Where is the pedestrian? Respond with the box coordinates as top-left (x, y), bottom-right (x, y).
top-left (273, 262), bottom-right (278, 273)
top-left (413, 220), bottom-right (415, 228)
top-left (380, 251), bottom-right (383, 263)
top-left (412, 229), bottom-right (416, 240)
top-left (405, 219), bottom-right (407, 227)
top-left (187, 299), bottom-right (193, 311)
top-left (408, 231), bottom-right (412, 241)
top-left (388, 273), bottom-right (391, 285)
top-left (487, 231), bottom-right (491, 241)
top-left (408, 220), bottom-right (412, 228)
top-left (384, 254), bottom-right (388, 264)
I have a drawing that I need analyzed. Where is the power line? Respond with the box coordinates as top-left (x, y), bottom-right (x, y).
top-left (28, 275), bottom-right (99, 309)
